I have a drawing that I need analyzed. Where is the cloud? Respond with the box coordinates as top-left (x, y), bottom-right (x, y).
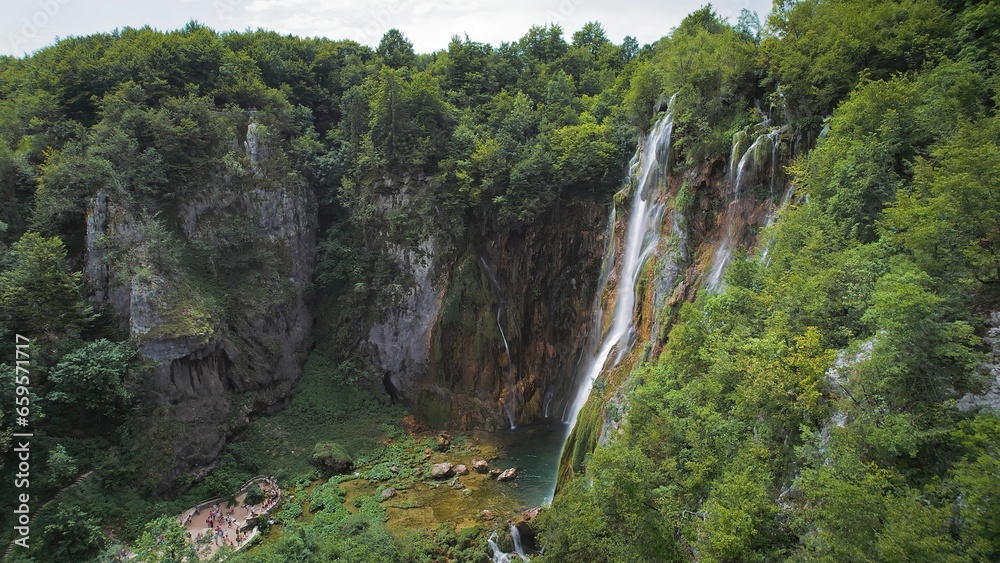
top-left (1, 0), bottom-right (774, 57)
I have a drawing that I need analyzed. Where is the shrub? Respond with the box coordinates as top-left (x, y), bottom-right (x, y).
top-left (244, 483), bottom-right (264, 506)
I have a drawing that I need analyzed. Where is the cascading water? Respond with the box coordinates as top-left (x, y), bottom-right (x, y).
top-left (706, 130), bottom-right (780, 292)
top-left (758, 129), bottom-right (794, 264)
top-left (729, 130), bottom-right (749, 190)
top-left (488, 532), bottom-right (512, 563)
top-left (560, 100), bottom-right (675, 442)
top-left (762, 130), bottom-right (783, 226)
top-left (480, 257), bottom-right (517, 429)
top-left (498, 98), bottom-right (679, 563)
top-left (488, 528), bottom-right (530, 563)
top-left (511, 525), bottom-right (529, 561)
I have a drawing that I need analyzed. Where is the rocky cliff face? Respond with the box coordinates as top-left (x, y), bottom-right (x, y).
top-left (84, 123), bottom-right (316, 492)
top-left (363, 179), bottom-right (610, 430)
top-left (424, 198), bottom-right (609, 429)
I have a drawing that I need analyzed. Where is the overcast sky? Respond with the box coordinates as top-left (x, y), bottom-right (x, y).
top-left (2, 0), bottom-right (773, 57)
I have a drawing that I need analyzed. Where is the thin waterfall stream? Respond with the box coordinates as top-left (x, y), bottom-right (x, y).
top-left (707, 129), bottom-right (786, 292)
top-left (480, 256), bottom-right (518, 429)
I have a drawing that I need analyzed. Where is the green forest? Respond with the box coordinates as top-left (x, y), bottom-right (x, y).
top-left (1, 0), bottom-right (999, 561)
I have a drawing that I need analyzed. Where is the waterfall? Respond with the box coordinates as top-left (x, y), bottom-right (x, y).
top-left (758, 129), bottom-right (793, 264)
top-left (480, 257), bottom-right (517, 429)
top-left (706, 130), bottom-right (780, 292)
top-left (729, 130), bottom-right (749, 188)
top-left (762, 130), bottom-right (783, 226)
top-left (488, 527), bottom-right (530, 563)
top-left (511, 525), bottom-right (530, 561)
top-left (488, 532), bottom-right (512, 563)
top-left (560, 101), bottom-right (675, 438)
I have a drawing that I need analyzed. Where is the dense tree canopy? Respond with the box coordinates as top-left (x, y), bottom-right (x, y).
top-left (0, 1), bottom-right (998, 561)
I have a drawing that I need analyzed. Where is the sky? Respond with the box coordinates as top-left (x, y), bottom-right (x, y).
top-left (2, 0), bottom-right (773, 57)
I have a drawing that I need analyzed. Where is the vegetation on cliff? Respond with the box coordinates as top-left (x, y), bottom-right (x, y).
top-left (535, 1), bottom-right (1000, 561)
top-left (0, 0), bottom-right (998, 561)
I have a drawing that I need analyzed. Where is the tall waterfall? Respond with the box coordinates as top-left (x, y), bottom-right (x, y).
top-left (560, 103), bottom-right (675, 437)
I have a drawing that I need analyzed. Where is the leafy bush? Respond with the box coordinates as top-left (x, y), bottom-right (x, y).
top-left (308, 481), bottom-right (347, 513)
top-left (244, 483), bottom-right (265, 506)
top-left (279, 501), bottom-right (303, 524)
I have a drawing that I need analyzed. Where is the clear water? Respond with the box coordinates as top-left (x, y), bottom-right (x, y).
top-left (485, 421), bottom-right (569, 509)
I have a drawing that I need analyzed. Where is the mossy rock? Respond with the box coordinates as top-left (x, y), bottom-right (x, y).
top-left (311, 442), bottom-right (354, 475)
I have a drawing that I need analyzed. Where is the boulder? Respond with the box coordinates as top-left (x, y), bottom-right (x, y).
top-left (436, 431), bottom-right (452, 452)
top-left (380, 487), bottom-right (396, 501)
top-left (481, 510), bottom-right (495, 521)
top-left (455, 464), bottom-right (469, 475)
top-left (431, 462), bottom-right (454, 479)
top-left (472, 460), bottom-right (489, 473)
top-left (521, 506), bottom-right (541, 523)
top-left (310, 442), bottom-right (353, 475)
top-left (488, 469), bottom-right (501, 479)
top-left (497, 467), bottom-right (517, 482)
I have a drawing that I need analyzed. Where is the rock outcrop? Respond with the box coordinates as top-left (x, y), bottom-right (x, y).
top-left (362, 169), bottom-right (610, 429)
top-left (958, 311), bottom-right (1000, 412)
top-left (83, 123), bottom-right (316, 492)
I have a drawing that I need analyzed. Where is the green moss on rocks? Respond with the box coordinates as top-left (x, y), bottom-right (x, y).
top-left (415, 391), bottom-right (452, 428)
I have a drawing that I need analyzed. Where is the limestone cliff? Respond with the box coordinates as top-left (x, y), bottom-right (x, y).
top-left (423, 197), bottom-right (609, 429)
top-left (83, 122), bottom-right (316, 492)
top-left (361, 174), bottom-right (610, 430)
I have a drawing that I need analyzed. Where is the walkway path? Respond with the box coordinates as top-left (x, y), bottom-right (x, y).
top-left (176, 476), bottom-right (281, 560)
top-left (2, 471), bottom-right (94, 562)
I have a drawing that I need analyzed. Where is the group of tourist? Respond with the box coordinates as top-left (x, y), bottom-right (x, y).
top-left (252, 475), bottom-right (280, 514)
top-left (170, 476), bottom-right (281, 557)
top-left (196, 504), bottom-right (244, 547)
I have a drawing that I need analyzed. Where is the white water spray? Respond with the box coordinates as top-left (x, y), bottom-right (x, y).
top-left (489, 528), bottom-right (530, 563)
top-left (707, 130), bottom-right (781, 292)
top-left (488, 532), bottom-right (512, 563)
top-left (511, 525), bottom-right (529, 561)
top-left (560, 101), bottom-right (675, 437)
